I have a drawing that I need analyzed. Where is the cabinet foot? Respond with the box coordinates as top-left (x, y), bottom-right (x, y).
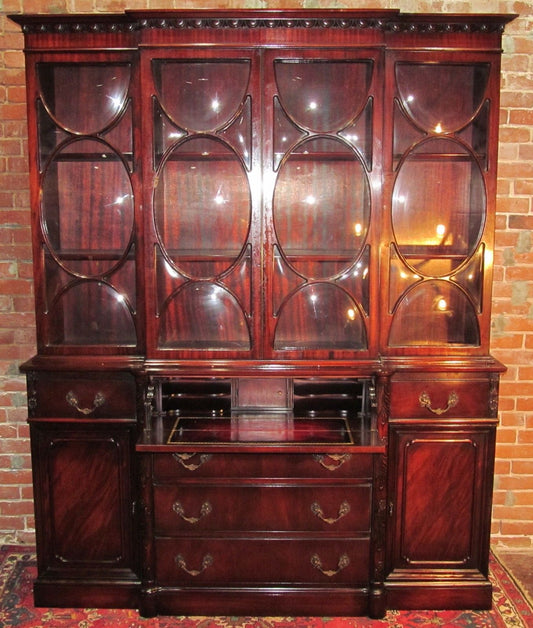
top-left (369, 585), bottom-right (387, 619)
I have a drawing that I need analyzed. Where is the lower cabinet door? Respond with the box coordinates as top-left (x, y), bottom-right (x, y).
top-left (387, 422), bottom-right (496, 576)
top-left (31, 420), bottom-right (138, 581)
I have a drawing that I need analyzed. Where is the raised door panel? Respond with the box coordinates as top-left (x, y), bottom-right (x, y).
top-left (31, 421), bottom-right (137, 580)
top-left (388, 423), bottom-right (495, 575)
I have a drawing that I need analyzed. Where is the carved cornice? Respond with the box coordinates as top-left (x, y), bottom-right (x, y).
top-left (15, 20), bottom-right (138, 35)
top-left (386, 19), bottom-right (508, 34)
top-left (10, 11), bottom-right (515, 36)
top-left (138, 17), bottom-right (388, 31)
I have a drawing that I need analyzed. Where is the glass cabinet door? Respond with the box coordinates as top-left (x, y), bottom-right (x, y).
top-left (36, 59), bottom-right (137, 349)
top-left (386, 57), bottom-right (493, 349)
top-left (148, 55), bottom-right (256, 353)
top-left (266, 51), bottom-right (379, 357)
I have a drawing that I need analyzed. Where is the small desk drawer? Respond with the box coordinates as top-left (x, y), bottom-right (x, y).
top-left (390, 375), bottom-right (492, 419)
top-left (155, 537), bottom-right (369, 586)
top-left (153, 452), bottom-right (373, 481)
top-left (154, 484), bottom-right (372, 534)
top-left (29, 372), bottom-right (137, 418)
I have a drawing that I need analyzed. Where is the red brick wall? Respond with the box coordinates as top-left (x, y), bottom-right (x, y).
top-left (0, 1), bottom-right (531, 549)
top-left (0, 3), bottom-right (34, 544)
top-left (492, 1), bottom-right (533, 547)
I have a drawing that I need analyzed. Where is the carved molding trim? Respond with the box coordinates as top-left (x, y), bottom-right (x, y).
top-left (15, 14), bottom-right (510, 35)
top-left (386, 20), bottom-right (507, 34)
top-left (26, 371), bottom-right (38, 418)
top-left (489, 372), bottom-right (500, 418)
top-left (139, 17), bottom-right (386, 30)
top-left (19, 21), bottom-right (138, 34)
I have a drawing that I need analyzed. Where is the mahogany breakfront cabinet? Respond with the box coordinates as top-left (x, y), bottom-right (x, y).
top-left (11, 9), bottom-right (515, 619)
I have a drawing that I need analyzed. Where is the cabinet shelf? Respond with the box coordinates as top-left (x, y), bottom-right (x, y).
top-left (47, 250), bottom-right (134, 261)
top-left (394, 152), bottom-right (486, 162)
top-left (400, 250), bottom-right (474, 259)
top-left (49, 152), bottom-right (132, 162)
top-left (162, 152), bottom-right (361, 162)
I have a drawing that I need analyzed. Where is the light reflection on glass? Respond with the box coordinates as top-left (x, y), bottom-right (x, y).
top-left (435, 297), bottom-right (449, 312)
top-left (434, 123), bottom-right (443, 133)
top-left (164, 259), bottom-right (181, 279)
top-left (436, 223), bottom-right (446, 237)
top-left (347, 308), bottom-right (356, 321)
top-left (354, 223), bottom-right (363, 236)
top-left (112, 194), bottom-right (130, 206)
top-left (106, 94), bottom-right (123, 111)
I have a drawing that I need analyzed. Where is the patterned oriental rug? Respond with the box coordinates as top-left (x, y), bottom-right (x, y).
top-left (1, 546), bottom-right (532, 627)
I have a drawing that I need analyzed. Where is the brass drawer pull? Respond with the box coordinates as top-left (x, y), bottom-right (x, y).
top-left (311, 500), bottom-right (350, 525)
top-left (313, 453), bottom-right (351, 471)
top-left (172, 453), bottom-right (212, 471)
top-left (311, 553), bottom-right (350, 577)
top-left (66, 390), bottom-right (105, 415)
top-left (175, 553), bottom-right (213, 577)
top-left (419, 391), bottom-right (459, 416)
top-left (172, 500), bottom-right (212, 524)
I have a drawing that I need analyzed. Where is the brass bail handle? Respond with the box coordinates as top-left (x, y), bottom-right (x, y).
top-left (175, 554), bottom-right (213, 577)
top-left (66, 390), bottom-right (106, 415)
top-left (313, 453), bottom-right (352, 471)
top-left (172, 452), bottom-right (212, 471)
top-left (419, 391), bottom-right (459, 416)
top-left (172, 501), bottom-right (212, 524)
top-left (311, 553), bottom-right (350, 577)
top-left (311, 500), bottom-right (350, 525)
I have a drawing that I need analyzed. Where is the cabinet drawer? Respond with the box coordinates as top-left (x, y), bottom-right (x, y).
top-left (390, 375), bottom-right (491, 419)
top-left (153, 452), bottom-right (373, 480)
top-left (29, 372), bottom-right (137, 418)
top-left (154, 484), bottom-right (371, 534)
top-left (155, 537), bottom-right (369, 586)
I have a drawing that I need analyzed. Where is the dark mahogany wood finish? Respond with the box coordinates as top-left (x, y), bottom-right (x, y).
top-left (11, 8), bottom-right (514, 619)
